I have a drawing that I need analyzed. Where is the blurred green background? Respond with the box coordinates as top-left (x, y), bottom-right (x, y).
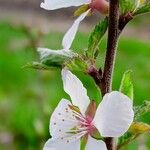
top-left (0, 1), bottom-right (150, 150)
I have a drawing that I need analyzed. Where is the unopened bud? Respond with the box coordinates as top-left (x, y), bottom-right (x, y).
top-left (90, 0), bottom-right (109, 15)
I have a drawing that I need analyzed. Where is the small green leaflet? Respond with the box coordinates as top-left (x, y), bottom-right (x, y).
top-left (134, 2), bottom-right (150, 15)
top-left (119, 70), bottom-right (134, 100)
top-left (87, 18), bottom-right (108, 58)
top-left (120, 0), bottom-right (139, 14)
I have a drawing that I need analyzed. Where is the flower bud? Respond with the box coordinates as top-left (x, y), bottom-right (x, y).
top-left (90, 0), bottom-right (109, 15)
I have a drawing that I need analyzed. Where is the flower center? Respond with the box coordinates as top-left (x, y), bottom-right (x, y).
top-left (80, 116), bottom-right (95, 134)
top-left (68, 105), bottom-right (96, 135)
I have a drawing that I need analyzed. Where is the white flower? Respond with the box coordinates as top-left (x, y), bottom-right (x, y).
top-left (37, 10), bottom-right (89, 60)
top-left (40, 0), bottom-right (109, 13)
top-left (40, 0), bottom-right (109, 57)
top-left (43, 69), bottom-right (134, 150)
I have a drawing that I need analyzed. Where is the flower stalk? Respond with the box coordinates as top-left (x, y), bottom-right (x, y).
top-left (102, 0), bottom-right (119, 94)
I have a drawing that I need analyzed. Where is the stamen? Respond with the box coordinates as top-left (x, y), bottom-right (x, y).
top-left (72, 110), bottom-right (87, 122)
top-left (70, 127), bottom-right (89, 133)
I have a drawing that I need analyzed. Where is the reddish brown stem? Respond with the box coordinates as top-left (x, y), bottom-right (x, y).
top-left (102, 0), bottom-right (119, 95)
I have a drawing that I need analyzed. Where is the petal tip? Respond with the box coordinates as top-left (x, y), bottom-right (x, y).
top-left (40, 2), bottom-right (45, 9)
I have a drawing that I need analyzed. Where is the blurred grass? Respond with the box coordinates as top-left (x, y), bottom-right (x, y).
top-left (0, 21), bottom-right (150, 150)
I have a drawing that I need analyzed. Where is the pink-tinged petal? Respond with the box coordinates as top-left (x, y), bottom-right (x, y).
top-left (62, 69), bottom-right (90, 115)
top-left (93, 91), bottom-right (134, 137)
top-left (41, 0), bottom-right (90, 10)
top-left (43, 138), bottom-right (80, 150)
top-left (62, 10), bottom-right (90, 50)
top-left (85, 136), bottom-right (107, 150)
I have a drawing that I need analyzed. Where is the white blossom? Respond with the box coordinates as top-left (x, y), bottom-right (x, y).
top-left (43, 69), bottom-right (134, 150)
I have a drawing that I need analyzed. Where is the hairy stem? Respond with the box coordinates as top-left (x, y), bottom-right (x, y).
top-left (101, 0), bottom-right (119, 95)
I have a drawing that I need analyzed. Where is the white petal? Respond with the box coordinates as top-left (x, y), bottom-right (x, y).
top-left (62, 69), bottom-right (90, 115)
top-left (37, 48), bottom-right (77, 60)
top-left (43, 138), bottom-right (80, 150)
top-left (62, 10), bottom-right (90, 50)
top-left (93, 91), bottom-right (134, 137)
top-left (50, 99), bottom-right (79, 138)
top-left (85, 136), bottom-right (107, 150)
top-left (41, 0), bottom-right (90, 10)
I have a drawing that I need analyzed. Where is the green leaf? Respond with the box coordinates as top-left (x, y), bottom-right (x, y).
top-left (87, 18), bottom-right (108, 58)
top-left (38, 48), bottom-right (78, 68)
top-left (65, 57), bottom-right (88, 72)
top-left (134, 101), bottom-right (150, 120)
top-left (23, 62), bottom-right (52, 70)
top-left (120, 0), bottom-right (140, 14)
top-left (119, 70), bottom-right (134, 100)
top-left (134, 2), bottom-right (150, 15)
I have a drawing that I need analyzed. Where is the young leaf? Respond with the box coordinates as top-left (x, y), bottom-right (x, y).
top-left (87, 18), bottom-right (108, 58)
top-left (119, 70), bottom-right (134, 100)
top-left (120, 0), bottom-right (140, 14)
top-left (134, 2), bottom-right (150, 15)
top-left (38, 48), bottom-right (78, 67)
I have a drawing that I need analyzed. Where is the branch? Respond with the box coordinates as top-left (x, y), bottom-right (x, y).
top-left (102, 0), bottom-right (120, 149)
top-left (118, 13), bottom-right (133, 34)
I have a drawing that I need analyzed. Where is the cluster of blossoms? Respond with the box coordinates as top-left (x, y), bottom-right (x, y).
top-left (43, 69), bottom-right (134, 150)
top-left (38, 0), bottom-right (138, 149)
